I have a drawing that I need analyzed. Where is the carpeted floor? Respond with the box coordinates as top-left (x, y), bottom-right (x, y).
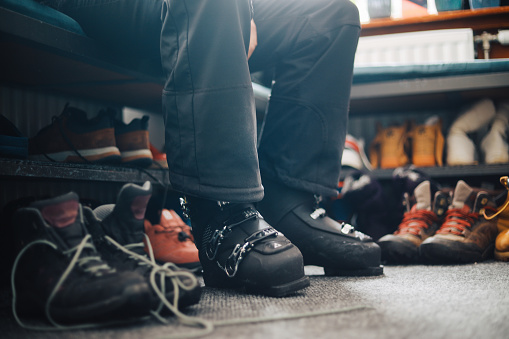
top-left (1, 261), bottom-right (508, 339)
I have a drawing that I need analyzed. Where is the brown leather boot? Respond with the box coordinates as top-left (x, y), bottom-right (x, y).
top-left (420, 180), bottom-right (501, 263)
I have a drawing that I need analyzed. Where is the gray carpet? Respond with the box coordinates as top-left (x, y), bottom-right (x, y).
top-left (1, 261), bottom-right (508, 339)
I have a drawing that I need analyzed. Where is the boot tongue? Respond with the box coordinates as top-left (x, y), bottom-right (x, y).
top-left (451, 180), bottom-right (474, 210)
top-left (413, 181), bottom-right (432, 211)
top-left (102, 182), bottom-right (152, 247)
top-left (31, 192), bottom-right (85, 248)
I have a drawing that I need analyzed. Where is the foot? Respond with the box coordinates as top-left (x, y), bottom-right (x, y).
top-left (258, 178), bottom-right (383, 276)
top-left (182, 197), bottom-right (310, 297)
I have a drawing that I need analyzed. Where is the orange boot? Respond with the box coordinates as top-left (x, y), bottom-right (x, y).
top-left (369, 122), bottom-right (410, 169)
top-left (408, 117), bottom-right (444, 167)
top-left (144, 209), bottom-right (201, 272)
top-left (484, 176), bottom-right (509, 261)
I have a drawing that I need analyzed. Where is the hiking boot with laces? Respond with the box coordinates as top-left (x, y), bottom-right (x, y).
top-left (378, 181), bottom-right (449, 264)
top-left (144, 209), bottom-right (201, 272)
top-left (89, 181), bottom-right (201, 315)
top-left (484, 176), bottom-right (509, 261)
top-left (28, 104), bottom-right (121, 163)
top-left (420, 180), bottom-right (500, 263)
top-left (258, 177), bottom-right (383, 277)
top-left (182, 195), bottom-right (309, 297)
top-left (12, 192), bottom-right (152, 326)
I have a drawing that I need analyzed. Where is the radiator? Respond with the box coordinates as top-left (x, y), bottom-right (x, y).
top-left (355, 28), bottom-right (475, 66)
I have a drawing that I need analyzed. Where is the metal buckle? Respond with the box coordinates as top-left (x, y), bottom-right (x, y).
top-left (179, 197), bottom-right (190, 220)
top-left (223, 227), bottom-right (278, 277)
top-left (310, 207), bottom-right (327, 220)
top-left (206, 225), bottom-right (230, 260)
top-left (225, 242), bottom-right (250, 277)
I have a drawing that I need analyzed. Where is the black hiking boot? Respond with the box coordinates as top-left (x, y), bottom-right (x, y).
top-left (89, 181), bottom-right (201, 315)
top-left (12, 192), bottom-right (152, 325)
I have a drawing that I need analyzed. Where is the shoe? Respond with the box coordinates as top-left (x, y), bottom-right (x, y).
top-left (150, 143), bottom-right (169, 169)
top-left (113, 115), bottom-right (153, 167)
top-left (408, 116), bottom-right (444, 167)
top-left (90, 181), bottom-right (201, 314)
top-left (144, 209), bottom-right (201, 272)
top-left (181, 196), bottom-right (310, 297)
top-left (0, 114), bottom-right (28, 159)
top-left (258, 177), bottom-right (383, 277)
top-left (481, 101), bottom-right (509, 165)
top-left (483, 176), bottom-right (509, 261)
top-left (446, 98), bottom-right (496, 166)
top-left (342, 134), bottom-right (373, 171)
top-left (378, 181), bottom-right (449, 264)
top-left (369, 121), bottom-right (410, 169)
top-left (28, 104), bottom-right (121, 163)
top-left (420, 180), bottom-right (500, 263)
top-left (11, 192), bottom-right (152, 325)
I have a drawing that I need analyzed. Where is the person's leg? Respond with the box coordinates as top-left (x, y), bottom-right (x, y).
top-left (250, 0), bottom-right (383, 276)
top-left (58, 0), bottom-right (162, 62)
top-left (160, 0), bottom-right (308, 296)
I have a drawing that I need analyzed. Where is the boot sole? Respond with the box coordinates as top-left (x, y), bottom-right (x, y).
top-left (323, 265), bottom-right (384, 277)
top-left (245, 275), bottom-right (310, 297)
top-left (420, 241), bottom-right (493, 264)
top-left (378, 238), bottom-right (420, 264)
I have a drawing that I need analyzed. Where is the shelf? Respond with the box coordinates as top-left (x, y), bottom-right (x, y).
top-left (342, 164), bottom-right (509, 181)
top-left (361, 7), bottom-right (509, 37)
top-left (0, 159), bottom-right (170, 186)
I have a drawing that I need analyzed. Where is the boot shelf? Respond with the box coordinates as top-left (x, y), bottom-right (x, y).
top-left (0, 158), bottom-right (170, 186)
top-left (341, 163), bottom-right (509, 181)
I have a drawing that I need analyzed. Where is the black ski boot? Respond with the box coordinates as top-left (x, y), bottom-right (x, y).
top-left (12, 192), bottom-right (152, 326)
top-left (181, 196), bottom-right (309, 297)
top-left (88, 181), bottom-right (201, 316)
top-left (258, 178), bottom-right (383, 276)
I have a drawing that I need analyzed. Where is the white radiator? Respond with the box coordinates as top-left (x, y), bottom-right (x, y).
top-left (355, 28), bottom-right (475, 66)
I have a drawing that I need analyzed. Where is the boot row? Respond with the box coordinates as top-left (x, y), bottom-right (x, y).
top-left (378, 176), bottom-right (509, 264)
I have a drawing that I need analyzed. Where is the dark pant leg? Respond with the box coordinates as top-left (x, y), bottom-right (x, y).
top-left (250, 0), bottom-right (361, 197)
top-left (59, 0), bottom-right (162, 61)
top-left (161, 0), bottom-right (263, 203)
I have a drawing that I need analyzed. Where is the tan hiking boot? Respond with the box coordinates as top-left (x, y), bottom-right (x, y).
top-left (369, 122), bottom-right (410, 169)
top-left (484, 176), bottom-right (509, 261)
top-left (409, 117), bottom-right (444, 167)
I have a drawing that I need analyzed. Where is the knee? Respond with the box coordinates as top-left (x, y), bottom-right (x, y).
top-left (332, 0), bottom-right (360, 26)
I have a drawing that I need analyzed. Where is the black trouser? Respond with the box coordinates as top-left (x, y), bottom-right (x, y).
top-left (57, 0), bottom-right (360, 202)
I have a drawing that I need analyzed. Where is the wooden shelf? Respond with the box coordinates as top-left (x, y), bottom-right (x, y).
top-left (361, 6), bottom-right (509, 36)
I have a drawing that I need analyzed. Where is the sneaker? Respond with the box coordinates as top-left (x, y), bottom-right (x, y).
top-left (89, 181), bottom-right (201, 315)
top-left (113, 115), bottom-right (153, 167)
top-left (0, 114), bottom-right (28, 159)
top-left (11, 192), bottom-right (152, 326)
top-left (28, 104), bottom-right (121, 163)
top-left (378, 181), bottom-right (449, 264)
top-left (182, 195), bottom-right (310, 297)
top-left (342, 134), bottom-right (373, 171)
top-left (369, 122), bottom-right (410, 169)
top-left (484, 176), bottom-right (509, 261)
top-left (420, 180), bottom-right (500, 263)
top-left (144, 209), bottom-right (201, 272)
top-left (150, 143), bottom-right (169, 169)
top-left (408, 116), bottom-right (444, 167)
top-left (258, 177), bottom-right (383, 277)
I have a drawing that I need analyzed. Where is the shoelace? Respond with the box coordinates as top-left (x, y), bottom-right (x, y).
top-left (12, 232), bottom-right (373, 337)
top-left (483, 176), bottom-right (509, 220)
top-left (103, 235), bottom-right (206, 325)
top-left (11, 234), bottom-right (134, 331)
top-left (436, 208), bottom-right (479, 236)
top-left (395, 210), bottom-right (437, 236)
